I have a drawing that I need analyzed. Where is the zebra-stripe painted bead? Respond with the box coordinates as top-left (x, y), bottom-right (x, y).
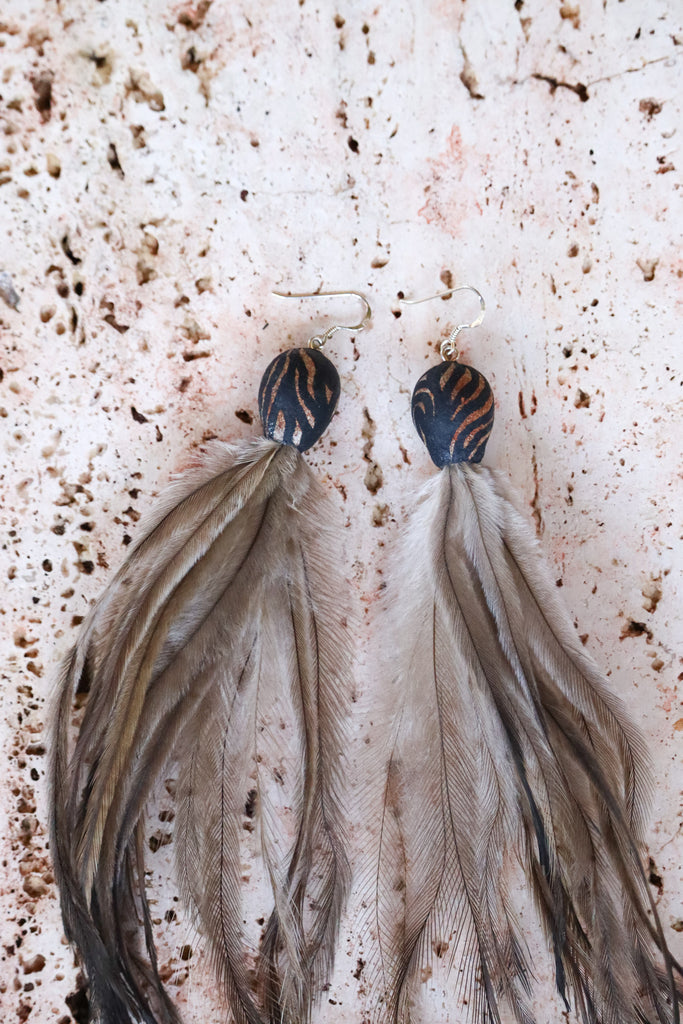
top-left (258, 347), bottom-right (340, 452)
top-left (411, 361), bottom-right (494, 467)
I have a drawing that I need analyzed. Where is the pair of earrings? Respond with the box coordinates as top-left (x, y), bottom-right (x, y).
top-left (50, 287), bottom-right (680, 1024)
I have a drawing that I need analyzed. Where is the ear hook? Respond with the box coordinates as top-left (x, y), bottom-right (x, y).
top-left (273, 289), bottom-right (372, 350)
top-left (399, 284), bottom-right (485, 361)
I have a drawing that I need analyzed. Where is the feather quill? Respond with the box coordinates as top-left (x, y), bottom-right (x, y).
top-left (369, 463), bottom-right (681, 1024)
top-left (50, 437), bottom-right (351, 1024)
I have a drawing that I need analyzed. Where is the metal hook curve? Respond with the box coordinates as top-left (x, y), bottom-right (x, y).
top-left (399, 284), bottom-right (485, 361)
top-left (273, 289), bottom-right (372, 350)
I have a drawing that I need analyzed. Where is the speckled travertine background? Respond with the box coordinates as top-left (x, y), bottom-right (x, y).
top-left (0, 1), bottom-right (681, 1021)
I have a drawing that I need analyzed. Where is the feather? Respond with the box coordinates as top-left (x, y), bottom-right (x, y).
top-left (369, 463), bottom-right (681, 1024)
top-left (50, 437), bottom-right (351, 1024)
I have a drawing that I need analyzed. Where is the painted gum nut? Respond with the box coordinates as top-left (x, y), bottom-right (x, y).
top-left (258, 347), bottom-right (341, 452)
top-left (411, 360), bottom-right (494, 467)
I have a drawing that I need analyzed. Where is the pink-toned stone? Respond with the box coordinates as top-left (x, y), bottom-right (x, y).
top-left (0, 1), bottom-right (680, 1021)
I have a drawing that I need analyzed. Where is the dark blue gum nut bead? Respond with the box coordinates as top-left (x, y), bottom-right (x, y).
top-left (411, 361), bottom-right (495, 467)
top-left (258, 347), bottom-right (341, 452)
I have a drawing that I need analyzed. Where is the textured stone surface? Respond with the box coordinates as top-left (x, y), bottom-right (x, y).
top-left (0, 1), bottom-right (681, 1021)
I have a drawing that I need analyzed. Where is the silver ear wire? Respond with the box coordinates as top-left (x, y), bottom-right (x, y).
top-left (399, 284), bottom-right (485, 361)
top-left (273, 289), bottom-right (372, 349)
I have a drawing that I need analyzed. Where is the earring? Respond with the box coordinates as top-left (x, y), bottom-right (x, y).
top-left (50, 290), bottom-right (369, 1024)
top-left (368, 286), bottom-right (680, 1024)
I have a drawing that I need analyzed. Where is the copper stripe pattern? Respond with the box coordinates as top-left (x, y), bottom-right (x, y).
top-left (411, 361), bottom-right (495, 467)
top-left (258, 347), bottom-right (341, 452)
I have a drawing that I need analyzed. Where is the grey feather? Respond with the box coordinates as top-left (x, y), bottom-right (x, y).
top-left (49, 438), bottom-right (351, 1024)
top-left (369, 464), bottom-right (680, 1024)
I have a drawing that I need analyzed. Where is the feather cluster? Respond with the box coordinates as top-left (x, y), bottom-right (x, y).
top-left (368, 463), bottom-right (681, 1024)
top-left (50, 438), bottom-right (351, 1024)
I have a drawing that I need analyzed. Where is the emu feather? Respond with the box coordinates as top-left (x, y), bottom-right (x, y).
top-left (50, 438), bottom-right (351, 1024)
top-left (370, 464), bottom-right (680, 1024)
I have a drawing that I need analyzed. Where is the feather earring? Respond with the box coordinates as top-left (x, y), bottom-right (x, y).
top-left (369, 285), bottom-right (681, 1024)
top-left (49, 290), bottom-right (369, 1024)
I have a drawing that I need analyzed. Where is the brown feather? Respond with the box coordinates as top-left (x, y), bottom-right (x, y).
top-left (50, 438), bottom-right (352, 1024)
top-left (367, 464), bottom-right (680, 1024)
